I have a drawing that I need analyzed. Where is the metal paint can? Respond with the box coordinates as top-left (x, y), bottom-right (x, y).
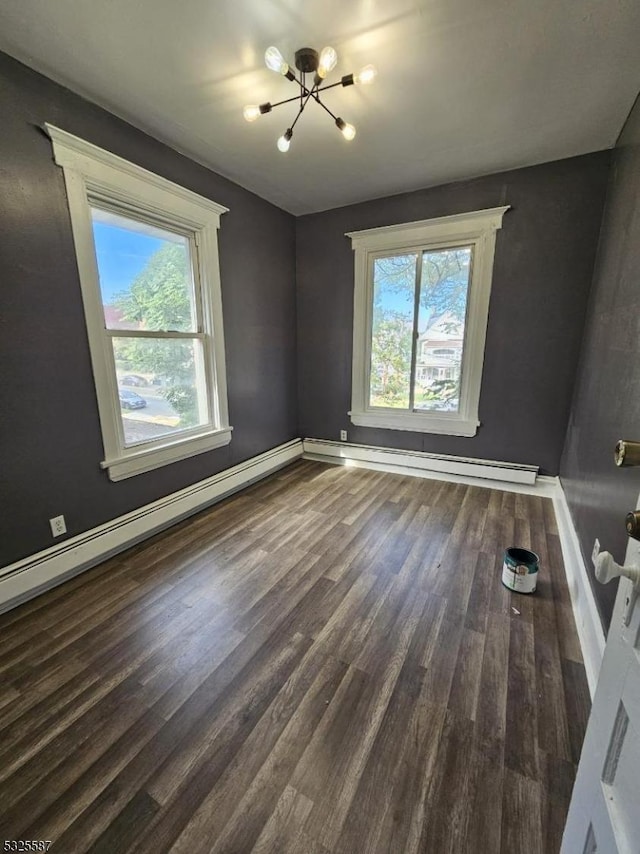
top-left (502, 547), bottom-right (539, 594)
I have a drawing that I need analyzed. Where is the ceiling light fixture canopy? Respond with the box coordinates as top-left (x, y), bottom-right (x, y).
top-left (243, 45), bottom-right (377, 153)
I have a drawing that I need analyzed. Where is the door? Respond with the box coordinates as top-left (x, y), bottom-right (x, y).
top-left (561, 494), bottom-right (640, 853)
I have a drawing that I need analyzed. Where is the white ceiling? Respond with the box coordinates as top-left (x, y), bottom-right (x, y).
top-left (1, 0), bottom-right (639, 215)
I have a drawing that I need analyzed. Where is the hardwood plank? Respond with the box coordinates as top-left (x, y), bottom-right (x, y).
top-left (533, 582), bottom-right (572, 763)
top-left (87, 791), bottom-right (160, 854)
top-left (462, 743), bottom-right (504, 853)
top-left (448, 627), bottom-right (486, 721)
top-left (465, 550), bottom-right (495, 634)
top-left (540, 751), bottom-right (577, 854)
top-left (418, 709), bottom-right (475, 853)
top-left (504, 618), bottom-right (540, 781)
top-left (500, 769), bottom-right (544, 854)
top-left (405, 591), bottom-right (448, 671)
top-left (421, 612), bottom-right (465, 707)
top-left (250, 786), bottom-right (316, 854)
top-left (561, 657), bottom-right (591, 765)
top-left (465, 614), bottom-right (509, 854)
top-left (474, 612), bottom-right (510, 764)
top-left (515, 491), bottom-right (530, 521)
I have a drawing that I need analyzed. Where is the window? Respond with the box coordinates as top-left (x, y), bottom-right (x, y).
top-left (347, 207), bottom-right (508, 436)
top-left (47, 125), bottom-right (231, 480)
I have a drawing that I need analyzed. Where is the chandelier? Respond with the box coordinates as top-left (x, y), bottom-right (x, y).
top-left (243, 46), bottom-right (377, 152)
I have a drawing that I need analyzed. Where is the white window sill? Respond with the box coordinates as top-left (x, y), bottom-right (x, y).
top-left (350, 410), bottom-right (479, 437)
top-left (101, 426), bottom-right (233, 481)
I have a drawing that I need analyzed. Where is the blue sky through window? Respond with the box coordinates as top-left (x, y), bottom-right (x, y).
top-left (92, 222), bottom-right (163, 304)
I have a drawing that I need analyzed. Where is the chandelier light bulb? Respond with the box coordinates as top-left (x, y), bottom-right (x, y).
top-left (265, 46), bottom-right (289, 75)
top-left (335, 117), bottom-right (356, 141)
top-left (317, 46), bottom-right (338, 79)
top-left (354, 64), bottom-right (377, 85)
top-left (341, 122), bottom-right (356, 141)
top-left (243, 104), bottom-right (261, 122)
top-left (277, 129), bottom-right (293, 152)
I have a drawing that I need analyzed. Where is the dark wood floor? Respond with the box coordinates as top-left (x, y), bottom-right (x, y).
top-left (0, 460), bottom-right (589, 853)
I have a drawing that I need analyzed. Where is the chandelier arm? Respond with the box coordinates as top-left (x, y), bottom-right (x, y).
top-left (314, 80), bottom-right (346, 95)
top-left (270, 93), bottom-right (308, 110)
top-left (290, 106), bottom-right (304, 133)
top-left (290, 86), bottom-right (316, 131)
top-left (288, 70), bottom-right (316, 99)
top-left (311, 93), bottom-right (339, 122)
top-left (269, 80), bottom-right (319, 112)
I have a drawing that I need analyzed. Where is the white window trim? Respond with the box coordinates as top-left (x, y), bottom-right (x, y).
top-left (347, 206), bottom-right (509, 437)
top-left (46, 124), bottom-right (232, 481)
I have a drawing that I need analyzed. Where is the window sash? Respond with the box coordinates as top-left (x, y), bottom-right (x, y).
top-left (90, 200), bottom-right (204, 335)
top-left (90, 206), bottom-right (217, 453)
top-left (107, 335), bottom-right (213, 450)
top-left (365, 239), bottom-right (474, 416)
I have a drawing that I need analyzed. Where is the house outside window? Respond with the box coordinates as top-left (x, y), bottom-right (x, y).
top-left (347, 207), bottom-right (508, 437)
top-left (47, 125), bottom-right (232, 481)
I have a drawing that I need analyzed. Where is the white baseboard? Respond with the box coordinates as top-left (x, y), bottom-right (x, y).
top-left (0, 439), bottom-right (303, 614)
top-left (303, 438), bottom-right (538, 485)
top-left (552, 482), bottom-right (606, 696)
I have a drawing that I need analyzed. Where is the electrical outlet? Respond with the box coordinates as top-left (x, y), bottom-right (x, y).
top-left (592, 538), bottom-right (600, 566)
top-left (340, 430), bottom-right (348, 441)
top-left (49, 515), bottom-right (67, 538)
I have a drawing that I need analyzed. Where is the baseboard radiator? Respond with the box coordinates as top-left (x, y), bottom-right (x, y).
top-left (303, 438), bottom-right (539, 485)
top-left (0, 439), bottom-right (303, 614)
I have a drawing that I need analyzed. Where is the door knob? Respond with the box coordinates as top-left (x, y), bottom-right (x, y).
top-left (595, 551), bottom-right (640, 626)
top-left (615, 439), bottom-right (640, 467)
top-left (595, 551), bottom-right (640, 585)
top-left (626, 511), bottom-right (640, 540)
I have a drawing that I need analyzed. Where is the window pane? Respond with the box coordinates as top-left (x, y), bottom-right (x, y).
top-left (413, 246), bottom-right (472, 413)
top-left (369, 254), bottom-right (417, 409)
top-left (91, 207), bottom-right (197, 332)
top-left (112, 337), bottom-right (208, 446)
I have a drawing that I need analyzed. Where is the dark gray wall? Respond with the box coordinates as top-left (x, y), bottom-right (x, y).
top-left (296, 154), bottom-right (610, 476)
top-left (0, 51), bottom-right (297, 567)
top-left (561, 95), bottom-right (640, 630)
